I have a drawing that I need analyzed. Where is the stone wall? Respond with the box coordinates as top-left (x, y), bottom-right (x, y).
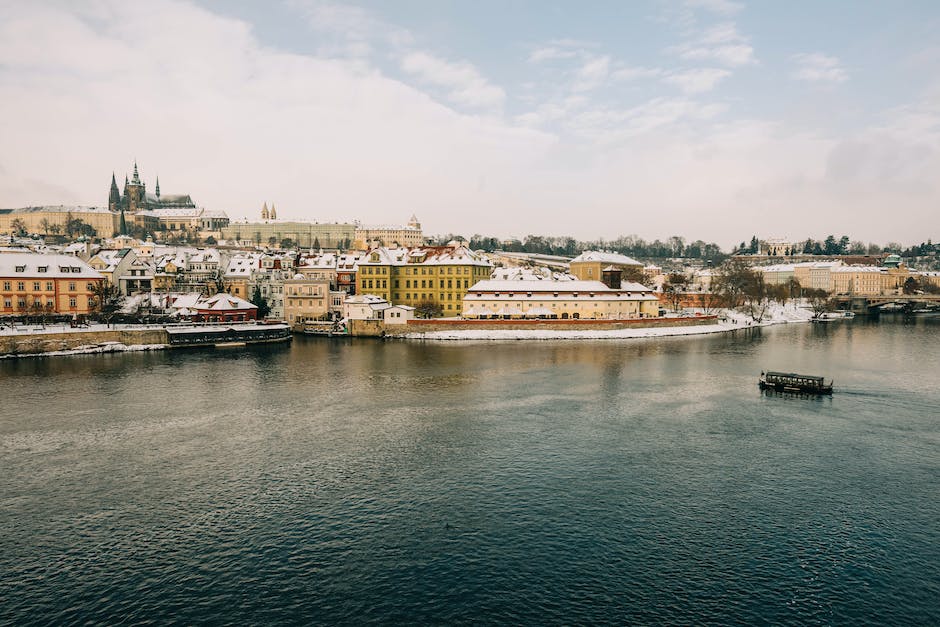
top-left (0, 328), bottom-right (168, 355)
top-left (385, 316), bottom-right (717, 336)
top-left (348, 319), bottom-right (387, 337)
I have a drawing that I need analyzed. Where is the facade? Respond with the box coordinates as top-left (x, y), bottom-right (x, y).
top-left (383, 304), bottom-right (415, 325)
top-left (759, 238), bottom-right (796, 256)
top-left (356, 246), bottom-right (492, 317)
top-left (343, 294), bottom-right (390, 320)
top-left (283, 275), bottom-right (331, 326)
top-left (462, 275), bottom-right (660, 320)
top-left (108, 162), bottom-right (196, 214)
top-left (0, 206), bottom-right (118, 238)
top-left (221, 204), bottom-right (355, 249)
top-left (354, 215), bottom-right (423, 250)
top-left (0, 253), bottom-right (104, 316)
top-left (569, 251), bottom-right (644, 282)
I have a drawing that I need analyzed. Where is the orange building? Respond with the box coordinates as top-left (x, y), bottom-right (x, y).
top-left (1, 252), bottom-right (104, 316)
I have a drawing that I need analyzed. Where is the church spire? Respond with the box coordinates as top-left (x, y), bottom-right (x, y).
top-left (155, 176), bottom-right (160, 199)
top-left (132, 160), bottom-right (141, 185)
top-left (261, 202), bottom-right (269, 220)
top-left (109, 172), bottom-right (121, 209)
top-left (270, 204), bottom-right (277, 220)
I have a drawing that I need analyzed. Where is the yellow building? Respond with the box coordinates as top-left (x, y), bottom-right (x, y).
top-left (354, 215), bottom-right (424, 250)
top-left (0, 206), bottom-right (119, 238)
top-left (356, 246), bottom-right (492, 316)
top-left (284, 275), bottom-right (331, 327)
top-left (831, 266), bottom-right (886, 296)
top-left (1, 253), bottom-right (104, 315)
top-left (569, 251), bottom-right (643, 281)
top-left (462, 276), bottom-right (660, 319)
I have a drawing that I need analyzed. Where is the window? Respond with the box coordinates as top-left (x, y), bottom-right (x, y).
top-left (33, 282), bottom-right (40, 291)
top-left (69, 297), bottom-right (77, 308)
top-left (3, 298), bottom-right (10, 308)
top-left (15, 266), bottom-right (25, 273)
top-left (2, 281), bottom-right (9, 290)
top-left (68, 282), bottom-right (76, 292)
top-left (38, 266), bottom-right (48, 273)
top-left (46, 282), bottom-right (53, 291)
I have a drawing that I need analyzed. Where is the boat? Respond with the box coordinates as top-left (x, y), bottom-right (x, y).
top-left (759, 371), bottom-right (833, 394)
top-left (812, 311), bottom-right (851, 322)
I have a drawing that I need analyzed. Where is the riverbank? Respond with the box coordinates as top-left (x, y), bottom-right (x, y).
top-left (399, 304), bottom-right (814, 340)
top-left (0, 322), bottom-right (291, 357)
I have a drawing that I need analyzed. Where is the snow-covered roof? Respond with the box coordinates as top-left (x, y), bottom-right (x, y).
top-left (198, 293), bottom-right (257, 311)
top-left (0, 252), bottom-right (103, 279)
top-left (1, 205), bottom-right (113, 214)
top-left (468, 279), bottom-right (652, 293)
top-left (359, 245), bottom-right (491, 267)
top-left (830, 265), bottom-right (885, 273)
top-left (570, 251), bottom-right (643, 266)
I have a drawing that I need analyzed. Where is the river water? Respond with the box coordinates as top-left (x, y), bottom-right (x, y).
top-left (1, 316), bottom-right (938, 625)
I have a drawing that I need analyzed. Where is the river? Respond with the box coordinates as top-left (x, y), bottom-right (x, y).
top-left (1, 316), bottom-right (938, 624)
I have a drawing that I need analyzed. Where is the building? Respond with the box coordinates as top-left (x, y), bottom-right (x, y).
top-left (166, 292), bottom-right (257, 322)
top-left (343, 294), bottom-right (391, 320)
top-left (108, 162), bottom-right (196, 214)
top-left (383, 304), bottom-right (415, 325)
top-left (569, 251), bottom-right (644, 282)
top-left (759, 238), bottom-right (796, 256)
top-left (0, 206), bottom-right (119, 238)
top-left (354, 215), bottom-right (423, 250)
top-left (355, 245), bottom-right (492, 317)
top-left (462, 270), bottom-right (659, 320)
top-left (220, 204), bottom-right (356, 249)
top-left (283, 275), bottom-right (331, 327)
top-left (0, 253), bottom-right (104, 316)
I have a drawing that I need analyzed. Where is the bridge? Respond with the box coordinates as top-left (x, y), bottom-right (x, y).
top-left (831, 293), bottom-right (940, 313)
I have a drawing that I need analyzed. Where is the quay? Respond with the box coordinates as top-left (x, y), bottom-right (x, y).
top-left (0, 322), bottom-right (291, 356)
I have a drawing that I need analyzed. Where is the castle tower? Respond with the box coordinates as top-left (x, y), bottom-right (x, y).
top-left (109, 173), bottom-right (121, 212)
top-left (123, 161), bottom-right (146, 213)
top-left (261, 202), bottom-right (269, 220)
top-left (408, 214), bottom-right (421, 230)
top-left (270, 204), bottom-right (277, 220)
top-left (155, 176), bottom-right (161, 200)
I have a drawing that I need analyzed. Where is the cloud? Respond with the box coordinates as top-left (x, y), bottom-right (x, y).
top-left (400, 51), bottom-right (506, 110)
top-left (288, 0), bottom-right (413, 58)
top-left (684, 0), bottom-right (744, 16)
top-left (663, 68), bottom-right (732, 94)
top-left (0, 0), bottom-right (549, 232)
top-left (791, 53), bottom-right (848, 83)
top-left (672, 22), bottom-right (757, 67)
top-left (572, 55), bottom-right (611, 91)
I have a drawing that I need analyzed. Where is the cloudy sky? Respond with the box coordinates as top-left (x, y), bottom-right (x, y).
top-left (1, 0), bottom-right (938, 247)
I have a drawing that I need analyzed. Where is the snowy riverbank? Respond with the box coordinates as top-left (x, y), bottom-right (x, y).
top-left (0, 342), bottom-right (167, 359)
top-left (401, 303), bottom-right (815, 341)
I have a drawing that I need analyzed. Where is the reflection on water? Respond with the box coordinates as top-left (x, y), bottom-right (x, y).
top-left (1, 319), bottom-right (938, 625)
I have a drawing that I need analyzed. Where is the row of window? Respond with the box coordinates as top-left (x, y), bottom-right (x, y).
top-left (402, 279), bottom-right (469, 289)
top-left (3, 297), bottom-right (81, 309)
top-left (360, 265), bottom-right (483, 276)
top-left (2, 281), bottom-right (95, 292)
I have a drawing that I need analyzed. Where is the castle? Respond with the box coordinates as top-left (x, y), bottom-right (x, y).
top-left (108, 162), bottom-right (196, 213)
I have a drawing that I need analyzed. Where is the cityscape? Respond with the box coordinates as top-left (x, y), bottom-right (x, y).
top-left (1, 1), bottom-right (938, 625)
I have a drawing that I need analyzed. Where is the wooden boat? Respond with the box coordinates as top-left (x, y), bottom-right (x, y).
top-left (759, 371), bottom-right (833, 394)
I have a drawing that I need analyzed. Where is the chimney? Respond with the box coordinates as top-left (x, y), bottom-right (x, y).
top-left (602, 265), bottom-right (622, 289)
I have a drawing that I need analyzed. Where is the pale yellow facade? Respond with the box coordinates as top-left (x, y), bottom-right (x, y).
top-left (284, 276), bottom-right (331, 327)
top-left (462, 280), bottom-right (660, 320)
top-left (0, 206), bottom-right (119, 237)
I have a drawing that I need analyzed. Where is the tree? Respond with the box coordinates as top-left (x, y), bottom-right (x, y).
top-left (414, 300), bottom-right (443, 319)
top-left (39, 218), bottom-right (51, 236)
top-left (741, 270), bottom-right (771, 321)
top-left (749, 235), bottom-right (760, 254)
top-left (280, 238), bottom-right (295, 249)
top-left (251, 285), bottom-right (271, 319)
top-left (663, 273), bottom-right (690, 312)
top-left (313, 237), bottom-right (321, 250)
top-left (10, 218), bottom-right (27, 236)
top-left (713, 258), bottom-right (753, 308)
top-left (902, 276), bottom-right (920, 294)
top-left (91, 282), bottom-right (124, 318)
top-left (805, 288), bottom-right (831, 318)
top-left (204, 235), bottom-right (217, 245)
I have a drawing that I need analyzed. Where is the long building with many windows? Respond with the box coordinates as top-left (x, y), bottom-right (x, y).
top-left (0, 253), bottom-right (104, 316)
top-left (356, 246), bottom-right (492, 316)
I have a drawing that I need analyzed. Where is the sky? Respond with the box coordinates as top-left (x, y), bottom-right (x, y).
top-left (1, 0), bottom-right (938, 248)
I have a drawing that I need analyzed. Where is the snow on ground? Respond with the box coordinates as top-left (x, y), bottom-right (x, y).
top-left (0, 343), bottom-right (167, 359)
top-left (402, 303), bottom-right (815, 341)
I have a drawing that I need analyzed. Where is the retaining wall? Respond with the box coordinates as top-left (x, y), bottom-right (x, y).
top-left (385, 316), bottom-right (717, 336)
top-left (0, 328), bottom-right (169, 356)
